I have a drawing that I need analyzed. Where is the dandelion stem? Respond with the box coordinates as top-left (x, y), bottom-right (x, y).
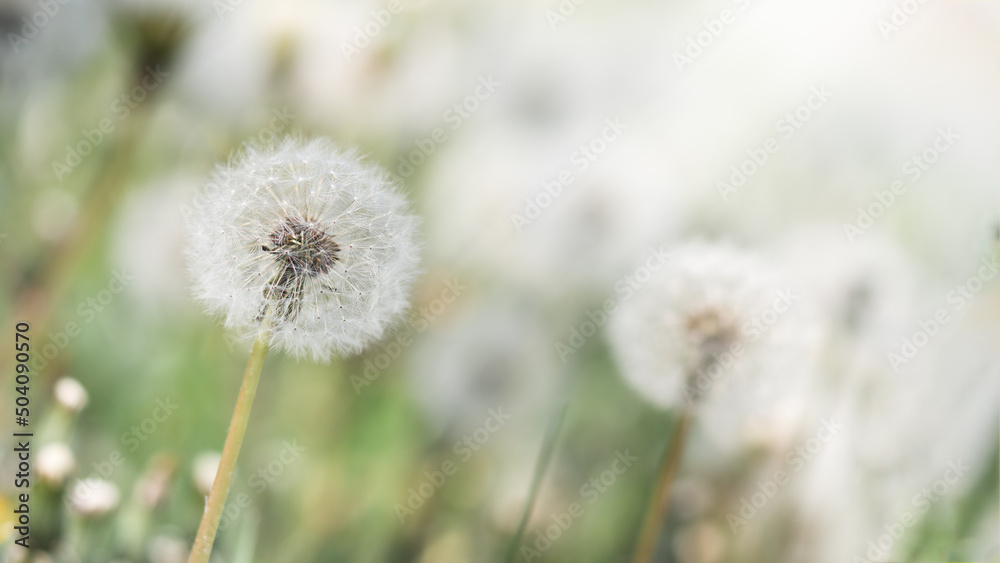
top-left (632, 409), bottom-right (692, 563)
top-left (188, 331), bottom-right (270, 563)
top-left (503, 397), bottom-right (568, 563)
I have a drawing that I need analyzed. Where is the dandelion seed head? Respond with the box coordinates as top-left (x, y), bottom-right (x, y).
top-left (186, 136), bottom-right (420, 361)
top-left (609, 242), bottom-right (808, 411)
top-left (410, 297), bottom-right (556, 435)
top-left (777, 229), bottom-right (915, 355)
top-left (683, 307), bottom-right (739, 360)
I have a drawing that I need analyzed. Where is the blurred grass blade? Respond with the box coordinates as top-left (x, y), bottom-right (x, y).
top-left (504, 395), bottom-right (569, 563)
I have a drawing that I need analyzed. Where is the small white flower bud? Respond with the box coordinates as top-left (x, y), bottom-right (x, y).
top-left (68, 479), bottom-right (120, 517)
top-left (54, 377), bottom-right (89, 412)
top-left (193, 452), bottom-right (221, 497)
top-left (38, 443), bottom-right (75, 487)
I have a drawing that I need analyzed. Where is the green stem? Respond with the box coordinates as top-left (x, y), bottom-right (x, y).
top-left (503, 398), bottom-right (568, 563)
top-left (188, 333), bottom-right (270, 563)
top-left (632, 409), bottom-right (693, 563)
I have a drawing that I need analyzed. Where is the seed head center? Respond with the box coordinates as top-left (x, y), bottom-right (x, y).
top-left (264, 217), bottom-right (340, 276)
top-left (685, 308), bottom-right (738, 357)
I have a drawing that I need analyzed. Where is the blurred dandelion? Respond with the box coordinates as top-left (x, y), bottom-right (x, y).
top-left (409, 297), bottom-right (556, 435)
top-left (37, 443), bottom-right (76, 487)
top-left (53, 377), bottom-right (89, 412)
top-left (609, 242), bottom-right (788, 410)
top-left (113, 176), bottom-right (199, 310)
top-left (40, 376), bottom-right (89, 445)
top-left (68, 479), bottom-right (121, 517)
top-left (608, 242), bottom-right (805, 563)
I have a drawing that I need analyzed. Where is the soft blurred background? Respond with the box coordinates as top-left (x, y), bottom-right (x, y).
top-left (0, 0), bottom-right (997, 561)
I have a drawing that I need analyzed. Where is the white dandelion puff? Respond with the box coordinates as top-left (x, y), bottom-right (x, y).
top-left (409, 296), bottom-right (558, 435)
top-left (185, 136), bottom-right (420, 361)
top-left (608, 242), bottom-right (808, 411)
top-left (776, 229), bottom-right (915, 355)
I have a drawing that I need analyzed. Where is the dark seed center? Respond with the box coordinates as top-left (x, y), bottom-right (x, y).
top-left (263, 217), bottom-right (340, 277)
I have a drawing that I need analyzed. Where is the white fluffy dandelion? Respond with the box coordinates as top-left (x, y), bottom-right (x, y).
top-left (609, 242), bottom-right (796, 410)
top-left (186, 136), bottom-right (420, 361)
top-left (184, 137), bottom-right (419, 563)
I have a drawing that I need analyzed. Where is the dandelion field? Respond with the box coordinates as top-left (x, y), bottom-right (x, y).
top-left (0, 1), bottom-right (998, 562)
